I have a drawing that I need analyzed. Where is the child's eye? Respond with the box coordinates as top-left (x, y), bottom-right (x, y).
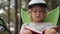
top-left (39, 10), bottom-right (45, 12)
top-left (33, 11), bottom-right (37, 13)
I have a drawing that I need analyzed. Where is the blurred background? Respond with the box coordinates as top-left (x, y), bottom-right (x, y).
top-left (0, 0), bottom-right (60, 34)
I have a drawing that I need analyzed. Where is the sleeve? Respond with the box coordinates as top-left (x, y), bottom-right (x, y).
top-left (45, 23), bottom-right (58, 31)
top-left (42, 23), bottom-right (58, 34)
top-left (20, 24), bottom-right (26, 32)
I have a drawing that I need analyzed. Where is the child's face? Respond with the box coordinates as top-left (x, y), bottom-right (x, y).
top-left (30, 5), bottom-right (47, 22)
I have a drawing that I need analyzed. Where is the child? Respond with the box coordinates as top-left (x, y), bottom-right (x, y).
top-left (20, 0), bottom-right (58, 34)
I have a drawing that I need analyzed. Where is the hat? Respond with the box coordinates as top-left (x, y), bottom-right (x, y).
top-left (28, 0), bottom-right (47, 9)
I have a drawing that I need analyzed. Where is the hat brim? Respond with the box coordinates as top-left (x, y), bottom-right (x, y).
top-left (28, 3), bottom-right (47, 9)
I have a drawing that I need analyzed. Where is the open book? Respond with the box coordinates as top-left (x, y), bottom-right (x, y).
top-left (24, 26), bottom-right (42, 34)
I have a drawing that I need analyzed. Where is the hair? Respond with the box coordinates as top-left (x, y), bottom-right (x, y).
top-left (28, 9), bottom-right (33, 21)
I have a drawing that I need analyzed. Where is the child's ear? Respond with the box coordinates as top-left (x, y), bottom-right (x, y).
top-left (28, 9), bottom-right (32, 14)
top-left (44, 12), bottom-right (47, 18)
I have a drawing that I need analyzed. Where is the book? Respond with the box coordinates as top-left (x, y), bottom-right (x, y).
top-left (24, 26), bottom-right (42, 34)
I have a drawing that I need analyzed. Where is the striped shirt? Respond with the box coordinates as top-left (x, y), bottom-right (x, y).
top-left (20, 22), bottom-right (57, 34)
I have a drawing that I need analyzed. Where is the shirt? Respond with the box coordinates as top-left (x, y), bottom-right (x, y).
top-left (20, 22), bottom-right (57, 34)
